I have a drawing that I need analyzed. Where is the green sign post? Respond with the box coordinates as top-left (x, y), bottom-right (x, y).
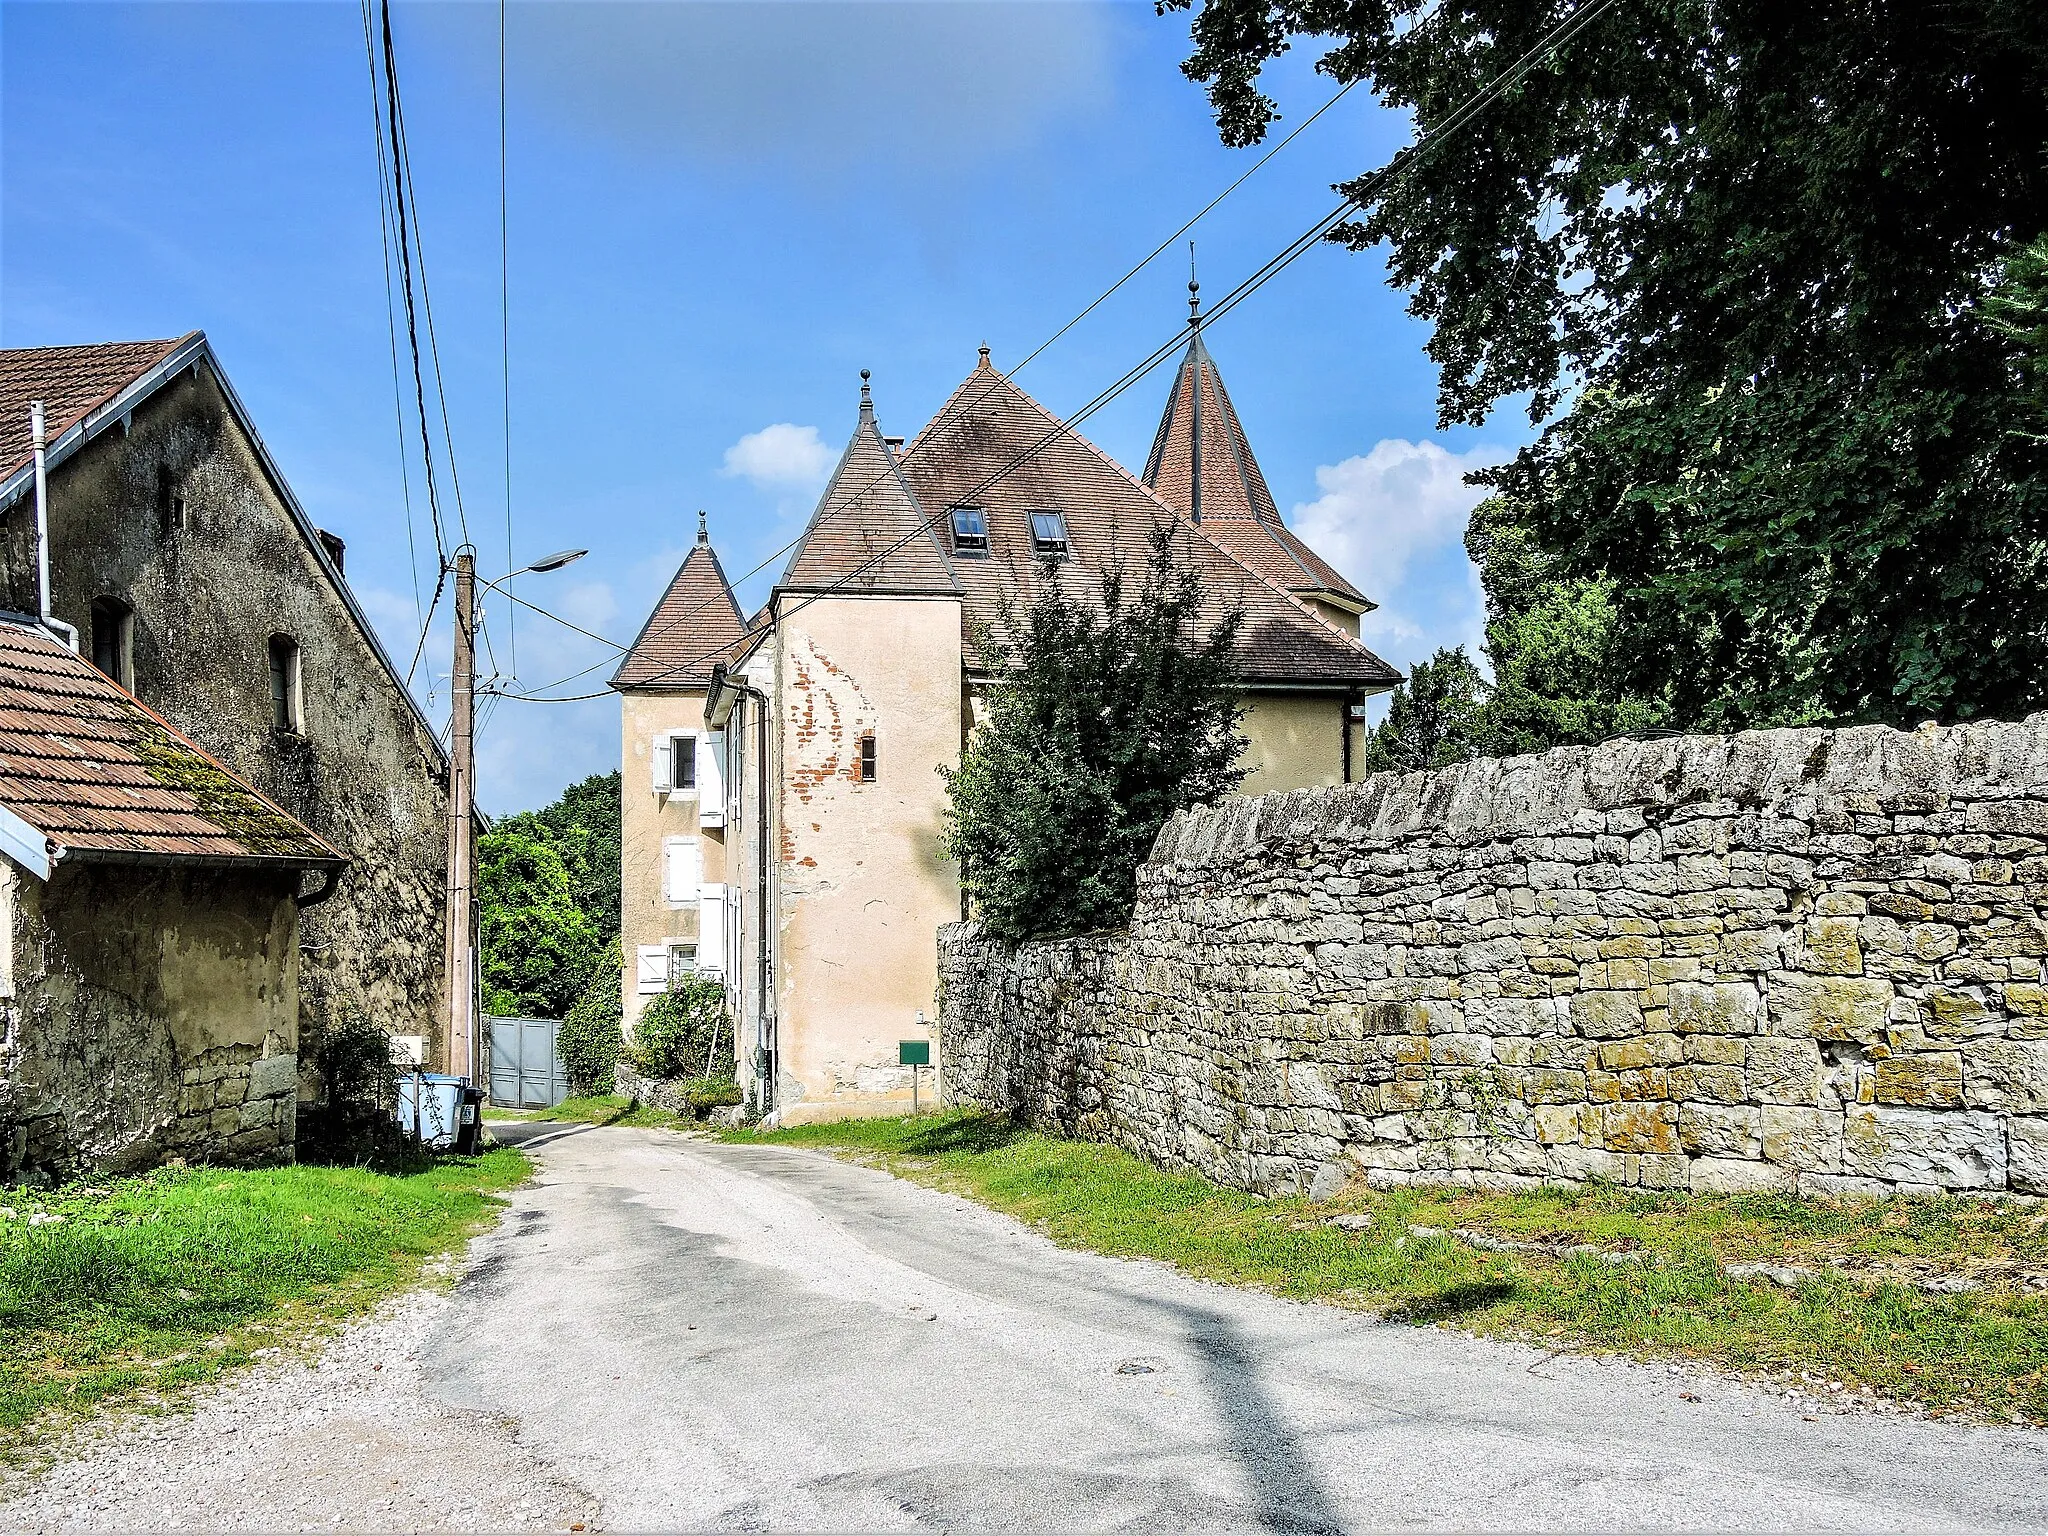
top-left (899, 1039), bottom-right (930, 1110)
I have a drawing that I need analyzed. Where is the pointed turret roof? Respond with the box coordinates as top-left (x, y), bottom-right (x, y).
top-left (899, 348), bottom-right (1397, 688)
top-left (776, 373), bottom-right (959, 597)
top-left (1142, 288), bottom-right (1370, 608)
top-left (611, 514), bottom-right (751, 690)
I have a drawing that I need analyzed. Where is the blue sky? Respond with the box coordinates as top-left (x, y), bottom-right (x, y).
top-left (2, 0), bottom-right (1521, 812)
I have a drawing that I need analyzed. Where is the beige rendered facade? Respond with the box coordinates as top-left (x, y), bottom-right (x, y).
top-left (620, 325), bottom-right (1398, 1125)
top-left (767, 594), bottom-right (962, 1123)
top-left (617, 686), bottom-right (729, 1031)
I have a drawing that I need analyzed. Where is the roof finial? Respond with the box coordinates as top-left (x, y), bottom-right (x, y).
top-left (978, 342), bottom-right (991, 368)
top-left (1188, 241), bottom-right (1201, 328)
top-left (859, 368), bottom-right (873, 417)
top-left (696, 510), bottom-right (709, 546)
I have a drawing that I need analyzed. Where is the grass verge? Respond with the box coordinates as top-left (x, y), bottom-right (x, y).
top-left (0, 1146), bottom-right (528, 1445)
top-left (484, 1094), bottom-right (689, 1131)
top-left (732, 1110), bottom-right (2048, 1425)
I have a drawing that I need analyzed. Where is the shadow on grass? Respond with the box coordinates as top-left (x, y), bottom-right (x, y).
top-left (1382, 1280), bottom-right (1518, 1324)
top-left (895, 1114), bottom-right (1034, 1157)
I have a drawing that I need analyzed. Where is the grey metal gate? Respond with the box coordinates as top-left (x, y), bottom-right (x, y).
top-left (488, 1015), bottom-right (568, 1108)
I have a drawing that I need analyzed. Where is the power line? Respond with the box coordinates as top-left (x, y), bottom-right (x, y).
top-left (359, 0), bottom-right (425, 636)
top-left (499, 0), bottom-right (516, 683)
top-left (498, 0), bottom-right (1625, 703)
top-left (502, 76), bottom-right (1373, 705)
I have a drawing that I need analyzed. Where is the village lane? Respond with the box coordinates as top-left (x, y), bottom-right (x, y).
top-left (428, 1122), bottom-right (2048, 1532)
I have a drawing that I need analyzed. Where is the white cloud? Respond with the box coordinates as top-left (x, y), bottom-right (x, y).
top-left (1291, 439), bottom-right (1512, 594)
top-left (722, 423), bottom-right (834, 491)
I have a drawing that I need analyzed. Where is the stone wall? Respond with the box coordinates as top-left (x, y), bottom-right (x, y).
top-left (940, 715), bottom-right (2048, 1199)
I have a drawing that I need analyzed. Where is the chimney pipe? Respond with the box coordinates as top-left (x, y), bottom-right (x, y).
top-left (28, 403), bottom-right (78, 653)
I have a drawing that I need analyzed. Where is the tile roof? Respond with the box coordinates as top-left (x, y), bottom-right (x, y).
top-left (779, 381), bottom-right (959, 597)
top-left (0, 336), bottom-right (195, 482)
top-left (0, 620), bottom-right (344, 868)
top-left (1143, 323), bottom-right (1370, 608)
top-left (883, 354), bottom-right (1398, 688)
top-left (611, 521), bottom-right (752, 690)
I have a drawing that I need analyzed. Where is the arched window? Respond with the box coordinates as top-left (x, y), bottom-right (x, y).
top-left (90, 597), bottom-right (134, 691)
top-left (268, 635), bottom-right (302, 734)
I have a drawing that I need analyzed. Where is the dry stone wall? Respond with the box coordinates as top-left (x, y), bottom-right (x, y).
top-left (939, 716), bottom-right (2048, 1199)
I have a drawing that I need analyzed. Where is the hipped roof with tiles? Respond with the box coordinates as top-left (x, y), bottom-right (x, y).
top-left (0, 335), bottom-right (195, 482)
top-left (611, 514), bottom-right (751, 690)
top-left (0, 620), bottom-right (343, 870)
top-left (777, 351), bottom-right (1397, 688)
top-left (1143, 291), bottom-right (1370, 608)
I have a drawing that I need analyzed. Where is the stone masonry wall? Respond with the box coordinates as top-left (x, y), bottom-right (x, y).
top-left (940, 715), bottom-right (2048, 1199)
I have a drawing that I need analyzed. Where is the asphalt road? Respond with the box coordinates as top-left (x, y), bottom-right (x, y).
top-left (433, 1121), bottom-right (2048, 1532)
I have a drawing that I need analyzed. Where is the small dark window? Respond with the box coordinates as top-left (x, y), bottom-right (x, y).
top-left (1030, 510), bottom-right (1069, 559)
top-left (268, 635), bottom-right (302, 734)
top-left (674, 734), bottom-right (697, 790)
top-left (858, 731), bottom-right (877, 783)
top-left (950, 506), bottom-right (988, 556)
top-left (156, 466), bottom-right (185, 537)
top-left (90, 597), bottom-right (134, 691)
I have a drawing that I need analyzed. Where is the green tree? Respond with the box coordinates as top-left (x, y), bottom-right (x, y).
top-left (558, 945), bottom-right (623, 1096)
top-left (1465, 497), bottom-right (1664, 756)
top-left (1170, 0), bottom-right (2048, 730)
top-left (943, 530), bottom-right (1247, 941)
top-left (493, 769), bottom-right (621, 947)
top-left (477, 829), bottom-right (604, 1018)
top-left (1362, 647), bottom-right (1486, 772)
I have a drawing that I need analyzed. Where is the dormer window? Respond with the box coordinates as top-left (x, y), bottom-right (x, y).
top-left (950, 506), bottom-right (988, 556)
top-left (1030, 510), bottom-right (1069, 560)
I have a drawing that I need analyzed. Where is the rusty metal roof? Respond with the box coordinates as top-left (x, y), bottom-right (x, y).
top-left (0, 619), bottom-right (344, 870)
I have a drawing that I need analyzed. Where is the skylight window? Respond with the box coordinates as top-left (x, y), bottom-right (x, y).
top-left (1030, 510), bottom-right (1069, 559)
top-left (950, 506), bottom-right (988, 555)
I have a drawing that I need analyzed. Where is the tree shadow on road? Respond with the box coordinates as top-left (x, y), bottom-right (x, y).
top-left (1136, 1294), bottom-right (1351, 1536)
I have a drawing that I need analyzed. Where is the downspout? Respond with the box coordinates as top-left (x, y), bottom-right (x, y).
top-left (28, 403), bottom-right (79, 653)
top-left (1341, 690), bottom-right (1357, 784)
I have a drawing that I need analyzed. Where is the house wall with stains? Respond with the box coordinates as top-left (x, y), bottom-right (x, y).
top-left (9, 363), bottom-right (447, 1085)
top-left (772, 593), bottom-right (961, 1122)
top-left (0, 861), bottom-right (301, 1178)
top-left (618, 686), bottom-right (726, 1029)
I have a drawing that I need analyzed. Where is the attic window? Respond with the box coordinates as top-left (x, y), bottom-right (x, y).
top-left (91, 597), bottom-right (134, 691)
top-left (858, 731), bottom-right (877, 782)
top-left (950, 506), bottom-right (987, 556)
top-left (268, 634), bottom-right (302, 734)
top-left (1030, 510), bottom-right (1069, 559)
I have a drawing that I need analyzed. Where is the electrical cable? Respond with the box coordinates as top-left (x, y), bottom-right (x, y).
top-left (495, 0), bottom-right (1624, 703)
top-left (499, 0), bottom-right (515, 683)
top-left (504, 74), bottom-right (1374, 703)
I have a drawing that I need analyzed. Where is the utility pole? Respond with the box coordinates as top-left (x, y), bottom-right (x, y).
top-left (444, 547), bottom-right (477, 1081)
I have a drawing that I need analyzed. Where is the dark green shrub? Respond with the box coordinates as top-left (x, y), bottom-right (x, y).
top-left (298, 1010), bottom-right (410, 1165)
top-left (633, 975), bottom-right (733, 1080)
top-left (559, 952), bottom-right (624, 1096)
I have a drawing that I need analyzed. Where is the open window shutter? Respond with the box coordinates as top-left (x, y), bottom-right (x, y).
top-left (700, 731), bottom-right (726, 827)
top-left (635, 944), bottom-right (668, 995)
top-left (652, 737), bottom-right (673, 793)
top-left (698, 884), bottom-right (727, 975)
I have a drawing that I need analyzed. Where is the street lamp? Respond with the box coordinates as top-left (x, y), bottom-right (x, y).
top-left (443, 543), bottom-right (589, 1086)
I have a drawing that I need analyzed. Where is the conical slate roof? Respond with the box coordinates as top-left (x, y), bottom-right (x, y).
top-left (1143, 303), bottom-right (1369, 607)
top-left (777, 376), bottom-right (959, 597)
top-left (611, 516), bottom-right (751, 689)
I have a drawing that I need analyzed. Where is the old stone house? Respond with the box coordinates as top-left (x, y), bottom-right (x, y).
top-left (0, 618), bottom-right (345, 1177)
top-left (0, 335), bottom-right (451, 1095)
top-left (613, 312), bottom-right (1398, 1122)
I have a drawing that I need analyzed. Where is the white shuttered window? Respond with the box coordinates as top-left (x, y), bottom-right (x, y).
top-left (663, 835), bottom-right (700, 905)
top-left (697, 884), bottom-right (727, 975)
top-left (635, 944), bottom-right (668, 995)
